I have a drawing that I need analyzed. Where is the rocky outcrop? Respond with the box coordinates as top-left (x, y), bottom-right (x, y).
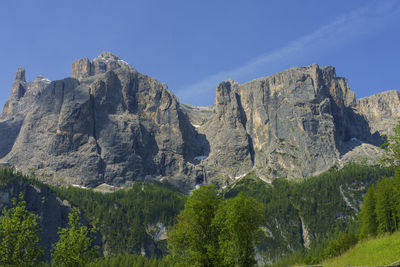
top-left (0, 68), bottom-right (50, 159)
top-left (355, 90), bottom-right (400, 136)
top-left (0, 53), bottom-right (398, 187)
top-left (195, 64), bottom-right (378, 182)
top-left (1, 52), bottom-right (207, 187)
top-left (71, 52), bottom-right (135, 79)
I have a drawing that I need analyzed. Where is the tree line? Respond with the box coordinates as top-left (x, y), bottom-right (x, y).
top-left (0, 184), bottom-right (265, 267)
top-left (359, 167), bottom-right (400, 238)
top-left (359, 120), bottom-right (400, 238)
top-left (273, 120), bottom-right (400, 266)
top-left (0, 193), bottom-right (98, 266)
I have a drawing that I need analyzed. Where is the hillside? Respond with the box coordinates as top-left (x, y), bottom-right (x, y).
top-left (1, 164), bottom-right (393, 264)
top-left (322, 232), bottom-right (400, 267)
top-left (223, 164), bottom-right (393, 264)
top-left (0, 168), bottom-right (185, 260)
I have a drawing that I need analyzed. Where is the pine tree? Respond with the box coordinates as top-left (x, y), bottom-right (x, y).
top-left (0, 193), bottom-right (43, 266)
top-left (393, 166), bottom-right (400, 227)
top-left (51, 207), bottom-right (98, 266)
top-left (359, 186), bottom-right (377, 238)
top-left (375, 178), bottom-right (398, 234)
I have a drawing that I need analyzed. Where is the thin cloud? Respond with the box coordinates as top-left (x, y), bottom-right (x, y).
top-left (176, 0), bottom-right (400, 105)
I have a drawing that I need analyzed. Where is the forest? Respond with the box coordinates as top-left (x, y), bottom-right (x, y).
top-left (0, 122), bottom-right (399, 266)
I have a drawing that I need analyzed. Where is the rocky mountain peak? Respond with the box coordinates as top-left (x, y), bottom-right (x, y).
top-left (14, 67), bottom-right (26, 82)
top-left (71, 52), bottom-right (135, 79)
top-left (10, 67), bottom-right (27, 100)
top-left (0, 55), bottom-right (399, 188)
top-left (95, 51), bottom-right (120, 62)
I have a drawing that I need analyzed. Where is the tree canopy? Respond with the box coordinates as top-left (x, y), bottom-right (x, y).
top-left (359, 186), bottom-right (377, 239)
top-left (214, 192), bottom-right (264, 267)
top-left (168, 185), bottom-right (222, 266)
top-left (168, 185), bottom-right (265, 267)
top-left (51, 207), bottom-right (99, 267)
top-left (0, 193), bottom-right (43, 266)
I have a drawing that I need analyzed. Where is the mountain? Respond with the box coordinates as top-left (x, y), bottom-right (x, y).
top-left (0, 52), bottom-right (398, 188)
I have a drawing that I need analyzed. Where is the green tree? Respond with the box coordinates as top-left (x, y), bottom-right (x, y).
top-left (51, 207), bottom-right (98, 266)
top-left (380, 119), bottom-right (400, 167)
top-left (0, 193), bottom-right (43, 266)
top-left (168, 185), bottom-right (222, 267)
top-left (323, 232), bottom-right (358, 258)
top-left (359, 186), bottom-right (378, 239)
top-left (393, 166), bottom-right (400, 226)
top-left (375, 178), bottom-right (398, 234)
top-left (213, 192), bottom-right (265, 267)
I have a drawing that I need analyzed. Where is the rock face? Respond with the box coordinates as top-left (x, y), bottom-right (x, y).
top-left (195, 64), bottom-right (379, 182)
top-left (355, 90), bottom-right (400, 136)
top-left (1, 52), bottom-right (206, 187)
top-left (0, 68), bottom-right (50, 159)
top-left (0, 53), bottom-right (398, 187)
top-left (71, 52), bottom-right (136, 79)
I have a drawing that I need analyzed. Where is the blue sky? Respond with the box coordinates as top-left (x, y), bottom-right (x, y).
top-left (0, 0), bottom-right (399, 108)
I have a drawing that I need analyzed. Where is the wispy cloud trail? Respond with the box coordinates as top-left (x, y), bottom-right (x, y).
top-left (176, 0), bottom-right (400, 105)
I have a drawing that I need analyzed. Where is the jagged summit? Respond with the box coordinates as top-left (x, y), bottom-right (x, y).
top-left (0, 54), bottom-right (398, 188)
top-left (1, 67), bottom-right (50, 119)
top-left (14, 67), bottom-right (26, 82)
top-left (96, 51), bottom-right (120, 61)
top-left (71, 52), bottom-right (135, 79)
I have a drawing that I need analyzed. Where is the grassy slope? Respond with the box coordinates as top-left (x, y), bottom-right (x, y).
top-left (322, 232), bottom-right (400, 267)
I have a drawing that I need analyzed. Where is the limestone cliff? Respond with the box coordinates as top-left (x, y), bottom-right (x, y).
top-left (0, 53), bottom-right (398, 187)
top-left (194, 64), bottom-right (379, 182)
top-left (0, 52), bottom-right (208, 187)
top-left (355, 90), bottom-right (400, 136)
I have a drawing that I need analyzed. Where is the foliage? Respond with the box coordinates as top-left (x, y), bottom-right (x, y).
top-left (53, 181), bottom-right (186, 256)
top-left (375, 177), bottom-right (399, 234)
top-left (359, 174), bottom-right (400, 237)
top-left (359, 186), bottom-right (377, 238)
top-left (0, 164), bottom-right (395, 266)
top-left (0, 167), bottom-right (48, 189)
top-left (0, 193), bottom-right (43, 266)
top-left (168, 185), bottom-right (222, 266)
top-left (322, 231), bottom-right (400, 267)
top-left (89, 254), bottom-right (173, 267)
top-left (168, 185), bottom-right (265, 267)
top-left (51, 207), bottom-right (99, 266)
top-left (323, 232), bottom-right (358, 259)
top-left (380, 119), bottom-right (400, 167)
top-left (228, 164), bottom-right (393, 265)
top-left (213, 193), bottom-right (265, 266)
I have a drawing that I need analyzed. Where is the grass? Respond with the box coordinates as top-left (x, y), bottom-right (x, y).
top-left (321, 231), bottom-right (400, 267)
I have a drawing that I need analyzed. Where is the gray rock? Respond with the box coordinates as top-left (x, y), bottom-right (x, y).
top-left (14, 67), bottom-right (26, 82)
top-left (1, 52), bottom-right (207, 187)
top-left (71, 52), bottom-right (135, 80)
top-left (193, 64), bottom-right (389, 182)
top-left (0, 54), bottom-right (398, 188)
top-left (355, 90), bottom-right (400, 137)
top-left (0, 69), bottom-right (50, 159)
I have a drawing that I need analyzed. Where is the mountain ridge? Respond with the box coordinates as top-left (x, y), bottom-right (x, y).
top-left (0, 52), bottom-right (398, 188)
